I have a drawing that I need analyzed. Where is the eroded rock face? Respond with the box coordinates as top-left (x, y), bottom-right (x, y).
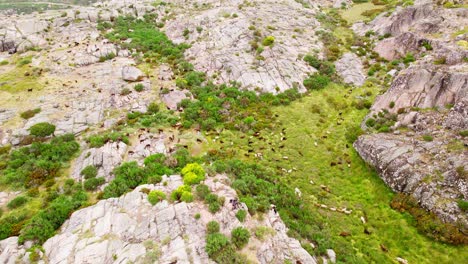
top-left (354, 131), bottom-right (467, 228)
top-left (71, 141), bottom-right (128, 183)
top-left (29, 175), bottom-right (315, 264)
top-left (335, 53), bottom-right (365, 86)
top-left (369, 64), bottom-right (467, 115)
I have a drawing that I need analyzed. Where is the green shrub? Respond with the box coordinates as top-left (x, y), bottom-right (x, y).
top-left (120, 88), bottom-right (131, 95)
top-left (403, 53), bottom-right (415, 64)
top-left (134, 83), bottom-right (144, 92)
top-left (195, 184), bottom-right (210, 200)
top-left (457, 200), bottom-right (468, 212)
top-left (0, 60), bottom-right (8, 65)
top-left (422, 135), bottom-right (433, 142)
top-left (262, 36), bottom-right (275, 46)
top-left (105, 16), bottom-right (187, 64)
top-left (147, 102), bottom-right (160, 114)
top-left (421, 40), bottom-right (433, 51)
top-left (303, 54), bottom-right (321, 68)
top-left (205, 233), bottom-right (230, 257)
top-left (87, 132), bottom-right (129, 148)
top-left (181, 163), bottom-right (205, 185)
top-left (102, 162), bottom-right (145, 198)
top-left (170, 184), bottom-right (192, 201)
top-left (19, 191), bottom-right (88, 244)
top-left (235, 210), bottom-right (247, 222)
top-left (29, 122), bottom-right (56, 137)
top-left (2, 134), bottom-right (79, 188)
top-left (7, 196), bottom-right (28, 209)
top-left (207, 221), bottom-right (220, 234)
top-left (231, 227), bottom-right (250, 249)
top-left (80, 165), bottom-right (98, 179)
top-left (148, 190), bottom-right (166, 205)
top-left (17, 57), bottom-right (32, 66)
top-left (83, 177), bottom-right (105, 191)
top-left (205, 193), bottom-right (224, 213)
top-left (303, 74), bottom-right (330, 90)
top-left (389, 101), bottom-right (395, 108)
top-left (99, 52), bottom-right (116, 62)
top-left (181, 191), bottom-right (194, 202)
top-left (208, 202), bottom-right (221, 213)
top-left (20, 108), bottom-right (41, 119)
top-left (365, 118), bottom-right (376, 127)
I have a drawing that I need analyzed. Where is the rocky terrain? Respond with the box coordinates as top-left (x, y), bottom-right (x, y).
top-left (0, 0), bottom-right (467, 263)
top-left (1, 174), bottom-right (323, 264)
top-left (354, 1), bottom-right (467, 232)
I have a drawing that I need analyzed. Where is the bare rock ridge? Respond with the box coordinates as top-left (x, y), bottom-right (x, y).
top-left (164, 0), bottom-right (322, 93)
top-left (354, 1), bottom-right (467, 230)
top-left (1, 175), bottom-right (318, 264)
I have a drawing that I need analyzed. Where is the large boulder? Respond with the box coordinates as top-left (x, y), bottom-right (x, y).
top-left (335, 53), bottom-right (366, 86)
top-left (122, 66), bottom-right (145, 82)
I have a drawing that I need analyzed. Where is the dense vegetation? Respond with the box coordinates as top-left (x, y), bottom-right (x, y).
top-left (0, 134), bottom-right (86, 243)
top-left (1, 134), bottom-right (79, 188)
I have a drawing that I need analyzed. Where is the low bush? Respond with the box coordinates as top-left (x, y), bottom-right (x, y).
top-left (205, 233), bottom-right (230, 257)
top-left (102, 161), bottom-right (146, 198)
top-left (231, 227), bottom-right (250, 249)
top-left (7, 196), bottom-right (28, 209)
top-left (134, 83), bottom-right (145, 92)
top-left (83, 177), bottom-right (105, 191)
top-left (235, 210), bottom-right (247, 222)
top-left (205, 193), bottom-right (224, 213)
top-left (170, 185), bottom-right (193, 202)
top-left (457, 200), bottom-right (468, 212)
top-left (80, 165), bottom-right (98, 179)
top-left (459, 130), bottom-right (468, 137)
top-left (262, 36), bottom-right (275, 46)
top-left (365, 118), bottom-right (376, 127)
top-left (422, 135), bottom-right (433, 142)
top-left (403, 53), bottom-right (415, 64)
top-left (20, 108), bottom-right (41, 120)
top-left (99, 52), bottom-right (116, 62)
top-left (195, 184), bottom-right (210, 200)
top-left (148, 190), bottom-right (166, 205)
top-left (87, 132), bottom-right (129, 148)
top-left (181, 163), bottom-right (205, 185)
top-left (303, 74), bottom-right (330, 90)
top-left (28, 122), bottom-right (55, 137)
top-left (207, 221), bottom-right (220, 234)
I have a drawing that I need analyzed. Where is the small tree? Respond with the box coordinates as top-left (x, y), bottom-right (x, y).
top-left (29, 122), bottom-right (56, 137)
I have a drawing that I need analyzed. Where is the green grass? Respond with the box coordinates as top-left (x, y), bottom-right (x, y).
top-left (204, 82), bottom-right (467, 263)
top-left (341, 3), bottom-right (379, 23)
top-left (0, 65), bottom-right (43, 93)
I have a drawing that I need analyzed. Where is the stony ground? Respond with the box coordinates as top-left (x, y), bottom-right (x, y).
top-left (0, 0), bottom-right (467, 263)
